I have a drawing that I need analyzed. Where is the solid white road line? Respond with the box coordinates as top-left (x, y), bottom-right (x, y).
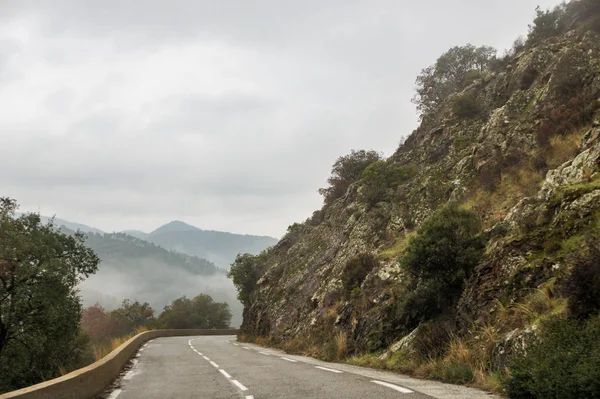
top-left (259, 351), bottom-right (270, 356)
top-left (232, 380), bottom-right (249, 391)
top-left (219, 369), bottom-right (232, 379)
top-left (371, 380), bottom-right (414, 394)
top-left (209, 361), bottom-right (219, 368)
top-left (281, 357), bottom-right (298, 362)
top-left (107, 389), bottom-right (123, 399)
top-left (315, 366), bottom-right (344, 374)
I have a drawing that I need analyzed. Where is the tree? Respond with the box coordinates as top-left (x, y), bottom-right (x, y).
top-left (400, 203), bottom-right (485, 319)
top-left (228, 252), bottom-right (267, 305)
top-left (319, 150), bottom-right (382, 206)
top-left (81, 304), bottom-right (113, 344)
top-left (108, 299), bottom-right (155, 337)
top-left (0, 198), bottom-right (99, 392)
top-left (412, 44), bottom-right (496, 117)
top-left (157, 294), bottom-right (231, 329)
top-left (527, 4), bottom-right (567, 45)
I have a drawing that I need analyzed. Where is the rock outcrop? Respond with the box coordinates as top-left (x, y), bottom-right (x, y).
top-left (240, 7), bottom-right (600, 370)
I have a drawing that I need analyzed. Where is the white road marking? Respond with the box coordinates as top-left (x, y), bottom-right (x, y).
top-left (245, 396), bottom-right (254, 399)
top-left (233, 343), bottom-right (239, 346)
top-left (198, 352), bottom-right (203, 356)
top-left (243, 347), bottom-right (251, 350)
top-left (315, 366), bottom-right (343, 374)
top-left (259, 351), bottom-right (270, 356)
top-left (107, 389), bottom-right (122, 399)
top-left (219, 369), bottom-right (232, 379)
top-left (209, 361), bottom-right (219, 368)
top-left (371, 380), bottom-right (414, 393)
top-left (281, 357), bottom-right (298, 362)
top-left (232, 380), bottom-right (249, 391)
top-left (203, 356), bottom-right (210, 361)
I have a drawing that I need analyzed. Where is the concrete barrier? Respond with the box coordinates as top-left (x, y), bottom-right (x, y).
top-left (0, 329), bottom-right (239, 399)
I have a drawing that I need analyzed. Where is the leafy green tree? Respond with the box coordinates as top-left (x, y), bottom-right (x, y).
top-left (319, 150), bottom-right (382, 206)
top-left (0, 198), bottom-right (99, 392)
top-left (527, 4), bottom-right (567, 45)
top-left (228, 252), bottom-right (268, 305)
top-left (157, 294), bottom-right (231, 329)
top-left (412, 44), bottom-right (496, 117)
top-left (400, 203), bottom-right (485, 319)
top-left (108, 299), bottom-right (155, 336)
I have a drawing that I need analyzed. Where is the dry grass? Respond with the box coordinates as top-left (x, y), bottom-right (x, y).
top-left (92, 327), bottom-right (154, 362)
top-left (463, 166), bottom-right (543, 229)
top-left (378, 233), bottom-right (416, 260)
top-left (335, 332), bottom-right (348, 360)
top-left (546, 128), bottom-right (586, 169)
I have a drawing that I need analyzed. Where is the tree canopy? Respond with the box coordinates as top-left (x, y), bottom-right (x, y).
top-left (0, 198), bottom-right (99, 392)
top-left (227, 252), bottom-right (268, 305)
top-left (157, 294), bottom-right (231, 329)
top-left (412, 44), bottom-right (496, 118)
top-left (318, 150), bottom-right (382, 206)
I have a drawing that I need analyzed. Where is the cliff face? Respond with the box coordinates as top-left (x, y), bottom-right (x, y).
top-left (241, 15), bottom-right (600, 367)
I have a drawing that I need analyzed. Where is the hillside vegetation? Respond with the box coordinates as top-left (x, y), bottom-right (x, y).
top-left (234, 1), bottom-right (600, 396)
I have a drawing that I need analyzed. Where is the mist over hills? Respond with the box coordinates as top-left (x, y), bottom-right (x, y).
top-left (39, 217), bottom-right (276, 327)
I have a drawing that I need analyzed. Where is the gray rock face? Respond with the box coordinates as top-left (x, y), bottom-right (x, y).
top-left (241, 27), bottom-right (600, 365)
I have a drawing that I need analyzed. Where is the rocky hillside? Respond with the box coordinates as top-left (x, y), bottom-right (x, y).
top-left (239, 0), bottom-right (600, 391)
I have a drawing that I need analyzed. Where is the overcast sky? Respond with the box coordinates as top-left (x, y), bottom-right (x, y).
top-left (1, 0), bottom-right (560, 238)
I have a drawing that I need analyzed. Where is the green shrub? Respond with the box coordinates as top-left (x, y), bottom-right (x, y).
top-left (400, 203), bottom-right (485, 319)
top-left (361, 161), bottom-right (417, 205)
top-left (453, 92), bottom-right (482, 119)
top-left (564, 242), bottom-right (600, 320)
top-left (507, 315), bottom-right (600, 398)
top-left (341, 254), bottom-right (378, 297)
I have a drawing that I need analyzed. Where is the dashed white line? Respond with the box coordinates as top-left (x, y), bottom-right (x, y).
top-left (245, 396), bottom-right (254, 399)
top-left (371, 380), bottom-right (414, 393)
top-left (243, 347), bottom-right (251, 350)
top-left (315, 366), bottom-right (343, 374)
top-left (219, 369), bottom-right (232, 379)
top-left (203, 356), bottom-right (210, 361)
top-left (209, 361), bottom-right (219, 368)
top-left (232, 380), bottom-right (249, 391)
top-left (107, 389), bottom-right (122, 399)
top-left (281, 357), bottom-right (298, 363)
top-left (233, 343), bottom-right (239, 346)
top-left (259, 351), bottom-right (270, 356)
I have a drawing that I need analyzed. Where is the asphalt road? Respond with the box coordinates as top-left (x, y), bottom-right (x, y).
top-left (104, 335), bottom-right (500, 399)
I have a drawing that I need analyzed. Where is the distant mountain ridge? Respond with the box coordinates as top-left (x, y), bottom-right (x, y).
top-left (145, 221), bottom-right (278, 270)
top-left (37, 215), bottom-right (278, 270)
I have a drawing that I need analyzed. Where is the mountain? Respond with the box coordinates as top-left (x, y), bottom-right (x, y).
top-left (55, 228), bottom-right (244, 327)
top-left (239, 2), bottom-right (600, 391)
top-left (38, 215), bottom-right (104, 234)
top-left (137, 221), bottom-right (278, 270)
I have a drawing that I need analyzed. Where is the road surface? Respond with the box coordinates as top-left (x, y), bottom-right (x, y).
top-left (102, 335), bottom-right (499, 399)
